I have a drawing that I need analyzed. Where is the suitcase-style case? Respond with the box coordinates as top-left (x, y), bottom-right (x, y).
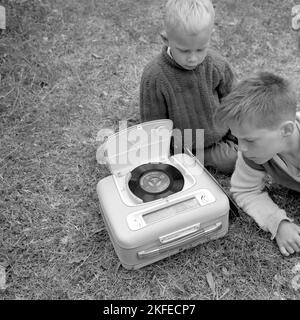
top-left (96, 120), bottom-right (229, 269)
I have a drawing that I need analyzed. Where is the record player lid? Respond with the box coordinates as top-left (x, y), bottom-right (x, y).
top-left (104, 119), bottom-right (173, 176)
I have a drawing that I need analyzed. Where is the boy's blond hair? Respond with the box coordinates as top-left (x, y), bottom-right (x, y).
top-left (164, 0), bottom-right (215, 35)
top-left (215, 72), bottom-right (297, 130)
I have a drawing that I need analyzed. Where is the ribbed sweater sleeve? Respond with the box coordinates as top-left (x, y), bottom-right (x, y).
top-left (230, 152), bottom-right (293, 239)
top-left (140, 63), bottom-right (169, 121)
top-left (215, 60), bottom-right (236, 100)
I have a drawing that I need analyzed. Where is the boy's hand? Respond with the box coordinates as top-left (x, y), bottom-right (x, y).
top-left (292, 5), bottom-right (300, 31)
top-left (275, 220), bottom-right (300, 256)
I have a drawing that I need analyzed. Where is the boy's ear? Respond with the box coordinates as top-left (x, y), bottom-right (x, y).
top-left (160, 30), bottom-right (169, 45)
top-left (280, 121), bottom-right (295, 137)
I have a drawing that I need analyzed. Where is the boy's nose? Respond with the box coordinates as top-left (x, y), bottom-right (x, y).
top-left (238, 141), bottom-right (248, 152)
top-left (188, 53), bottom-right (197, 63)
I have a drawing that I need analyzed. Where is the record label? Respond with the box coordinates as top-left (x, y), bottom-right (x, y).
top-left (128, 163), bottom-right (184, 202)
top-left (139, 170), bottom-right (170, 193)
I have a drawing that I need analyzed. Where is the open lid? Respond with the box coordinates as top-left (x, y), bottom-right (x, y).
top-left (103, 119), bottom-right (173, 176)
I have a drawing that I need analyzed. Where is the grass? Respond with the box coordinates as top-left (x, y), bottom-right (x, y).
top-left (0, 0), bottom-right (300, 300)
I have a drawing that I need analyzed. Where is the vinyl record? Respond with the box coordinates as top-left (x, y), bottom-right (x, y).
top-left (128, 163), bottom-right (184, 202)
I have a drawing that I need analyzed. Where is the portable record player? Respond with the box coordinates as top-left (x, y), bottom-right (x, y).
top-left (96, 119), bottom-right (230, 270)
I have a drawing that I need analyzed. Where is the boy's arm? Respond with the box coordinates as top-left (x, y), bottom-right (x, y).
top-left (216, 60), bottom-right (236, 99)
top-left (230, 152), bottom-right (293, 239)
top-left (139, 70), bottom-right (168, 122)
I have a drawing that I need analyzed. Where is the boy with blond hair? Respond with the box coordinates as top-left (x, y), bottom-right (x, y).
top-left (140, 0), bottom-right (238, 173)
top-left (216, 71), bottom-right (300, 256)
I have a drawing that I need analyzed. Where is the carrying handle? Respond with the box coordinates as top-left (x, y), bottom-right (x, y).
top-left (137, 222), bottom-right (222, 259)
top-left (184, 147), bottom-right (239, 217)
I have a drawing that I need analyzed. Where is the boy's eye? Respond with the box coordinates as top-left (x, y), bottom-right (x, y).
top-left (239, 138), bottom-right (255, 144)
top-left (178, 48), bottom-right (206, 53)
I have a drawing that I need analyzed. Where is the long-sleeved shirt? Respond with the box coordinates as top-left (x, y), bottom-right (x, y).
top-left (140, 46), bottom-right (235, 149)
top-left (230, 113), bottom-right (300, 239)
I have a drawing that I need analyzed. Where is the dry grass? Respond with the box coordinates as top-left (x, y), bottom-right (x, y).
top-left (0, 0), bottom-right (300, 300)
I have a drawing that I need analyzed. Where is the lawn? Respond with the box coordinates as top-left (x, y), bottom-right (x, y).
top-left (0, 0), bottom-right (300, 300)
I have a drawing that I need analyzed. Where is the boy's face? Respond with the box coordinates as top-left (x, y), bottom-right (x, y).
top-left (230, 120), bottom-right (285, 164)
top-left (165, 24), bottom-right (213, 70)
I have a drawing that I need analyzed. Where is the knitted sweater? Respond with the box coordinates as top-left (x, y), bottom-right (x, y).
top-left (140, 46), bottom-right (235, 149)
top-left (230, 113), bottom-right (300, 239)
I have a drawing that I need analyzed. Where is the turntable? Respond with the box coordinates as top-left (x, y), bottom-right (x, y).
top-left (96, 119), bottom-right (230, 270)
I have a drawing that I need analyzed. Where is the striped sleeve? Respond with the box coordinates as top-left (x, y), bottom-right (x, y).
top-left (230, 152), bottom-right (293, 239)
